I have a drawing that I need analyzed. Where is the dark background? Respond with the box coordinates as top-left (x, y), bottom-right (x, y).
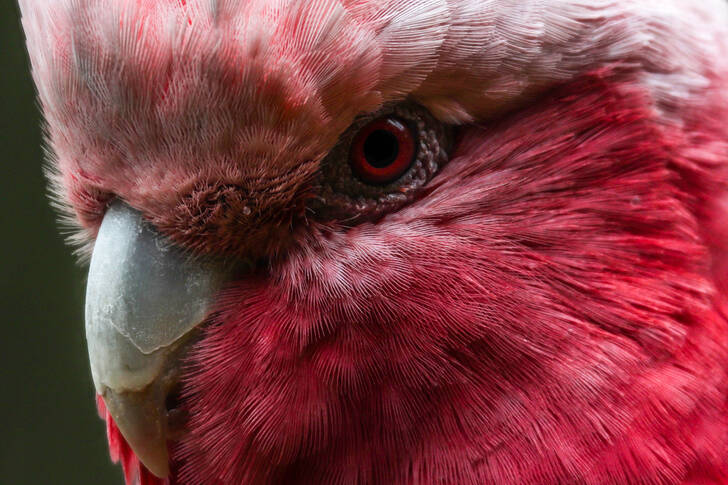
top-left (1, 3), bottom-right (121, 484)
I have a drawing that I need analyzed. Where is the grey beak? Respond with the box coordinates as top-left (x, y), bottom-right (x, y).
top-left (85, 201), bottom-right (232, 477)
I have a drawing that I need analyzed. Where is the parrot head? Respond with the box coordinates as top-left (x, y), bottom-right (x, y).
top-left (19, 1), bottom-right (728, 483)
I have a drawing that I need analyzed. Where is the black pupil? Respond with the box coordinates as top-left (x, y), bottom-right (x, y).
top-left (363, 129), bottom-right (400, 168)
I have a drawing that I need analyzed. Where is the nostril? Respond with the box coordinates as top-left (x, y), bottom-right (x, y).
top-left (184, 183), bottom-right (254, 226)
top-left (152, 180), bottom-right (306, 258)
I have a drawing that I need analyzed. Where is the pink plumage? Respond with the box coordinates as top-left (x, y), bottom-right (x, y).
top-left (19, 0), bottom-right (728, 484)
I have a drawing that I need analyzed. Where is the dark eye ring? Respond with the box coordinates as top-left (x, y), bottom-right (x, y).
top-left (314, 103), bottom-right (452, 222)
top-left (349, 117), bottom-right (416, 185)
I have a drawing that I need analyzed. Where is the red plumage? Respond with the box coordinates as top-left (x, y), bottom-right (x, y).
top-left (18, 0), bottom-right (728, 483)
top-left (99, 70), bottom-right (728, 484)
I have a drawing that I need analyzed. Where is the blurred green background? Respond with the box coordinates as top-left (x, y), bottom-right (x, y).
top-left (1, 3), bottom-right (121, 484)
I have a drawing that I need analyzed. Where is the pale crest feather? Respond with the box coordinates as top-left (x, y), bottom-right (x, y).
top-left (17, 0), bottom-right (728, 256)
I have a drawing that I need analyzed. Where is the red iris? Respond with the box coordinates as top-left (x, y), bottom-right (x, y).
top-left (349, 117), bottom-right (416, 185)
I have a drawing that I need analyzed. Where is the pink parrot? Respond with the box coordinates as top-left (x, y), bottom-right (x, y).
top-left (19, 0), bottom-right (728, 483)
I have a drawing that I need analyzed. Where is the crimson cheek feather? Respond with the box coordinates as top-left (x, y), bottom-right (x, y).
top-left (159, 72), bottom-right (728, 484)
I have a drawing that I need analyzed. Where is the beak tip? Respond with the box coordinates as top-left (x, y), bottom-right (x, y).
top-left (102, 388), bottom-right (171, 478)
top-left (142, 453), bottom-right (171, 479)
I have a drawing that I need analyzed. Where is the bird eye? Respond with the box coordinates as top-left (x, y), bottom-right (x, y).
top-left (349, 117), bottom-right (416, 185)
top-left (316, 103), bottom-right (453, 222)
